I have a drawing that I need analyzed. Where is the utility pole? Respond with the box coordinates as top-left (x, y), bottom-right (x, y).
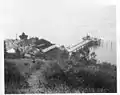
top-left (16, 34), bottom-right (17, 40)
top-left (111, 41), bottom-right (113, 51)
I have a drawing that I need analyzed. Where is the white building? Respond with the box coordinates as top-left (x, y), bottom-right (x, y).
top-left (7, 48), bottom-right (16, 53)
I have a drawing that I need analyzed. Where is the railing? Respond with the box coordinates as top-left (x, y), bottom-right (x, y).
top-left (66, 40), bottom-right (90, 52)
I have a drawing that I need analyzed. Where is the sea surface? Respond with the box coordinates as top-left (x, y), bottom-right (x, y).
top-left (94, 41), bottom-right (116, 65)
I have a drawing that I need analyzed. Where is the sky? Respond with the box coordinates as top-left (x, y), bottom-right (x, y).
top-left (2, 0), bottom-right (116, 46)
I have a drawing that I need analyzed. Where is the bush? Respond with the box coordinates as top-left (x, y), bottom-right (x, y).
top-left (61, 60), bottom-right (117, 93)
top-left (5, 58), bottom-right (116, 93)
top-left (39, 59), bottom-right (116, 93)
top-left (30, 58), bottom-right (116, 93)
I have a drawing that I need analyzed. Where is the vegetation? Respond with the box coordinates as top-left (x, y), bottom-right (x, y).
top-left (19, 32), bottom-right (28, 40)
top-left (4, 33), bottom-right (117, 93)
top-left (5, 60), bottom-right (28, 93)
top-left (5, 58), bottom-right (117, 93)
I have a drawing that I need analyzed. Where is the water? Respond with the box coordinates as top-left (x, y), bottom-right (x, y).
top-left (95, 41), bottom-right (116, 65)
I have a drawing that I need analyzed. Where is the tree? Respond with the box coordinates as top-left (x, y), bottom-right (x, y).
top-left (19, 32), bottom-right (28, 40)
top-left (90, 52), bottom-right (96, 59)
top-left (70, 36), bottom-right (101, 63)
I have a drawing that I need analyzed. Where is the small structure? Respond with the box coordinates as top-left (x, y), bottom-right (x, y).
top-left (7, 48), bottom-right (16, 53)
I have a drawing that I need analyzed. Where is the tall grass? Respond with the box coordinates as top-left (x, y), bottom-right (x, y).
top-left (5, 61), bottom-right (28, 94)
top-left (38, 59), bottom-right (117, 93)
top-left (5, 58), bottom-right (117, 93)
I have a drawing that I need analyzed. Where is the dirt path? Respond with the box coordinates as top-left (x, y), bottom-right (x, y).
top-left (21, 61), bottom-right (47, 93)
top-left (26, 70), bottom-right (44, 93)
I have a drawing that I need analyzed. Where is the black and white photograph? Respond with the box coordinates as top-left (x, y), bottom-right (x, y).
top-left (2, 0), bottom-right (118, 94)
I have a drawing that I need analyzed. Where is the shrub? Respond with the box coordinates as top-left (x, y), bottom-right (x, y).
top-left (24, 57), bottom-right (117, 93)
top-left (62, 60), bottom-right (117, 93)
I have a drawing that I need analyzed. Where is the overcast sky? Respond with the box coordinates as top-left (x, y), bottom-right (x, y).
top-left (2, 0), bottom-right (116, 46)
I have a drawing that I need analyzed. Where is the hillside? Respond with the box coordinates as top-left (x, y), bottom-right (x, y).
top-left (4, 34), bottom-right (117, 93)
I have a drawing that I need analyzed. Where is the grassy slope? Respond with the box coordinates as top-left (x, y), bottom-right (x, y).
top-left (5, 58), bottom-right (63, 93)
top-left (5, 58), bottom-right (117, 93)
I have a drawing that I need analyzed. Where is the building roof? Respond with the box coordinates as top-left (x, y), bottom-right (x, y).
top-left (42, 45), bottom-right (57, 53)
top-left (7, 48), bottom-right (16, 53)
